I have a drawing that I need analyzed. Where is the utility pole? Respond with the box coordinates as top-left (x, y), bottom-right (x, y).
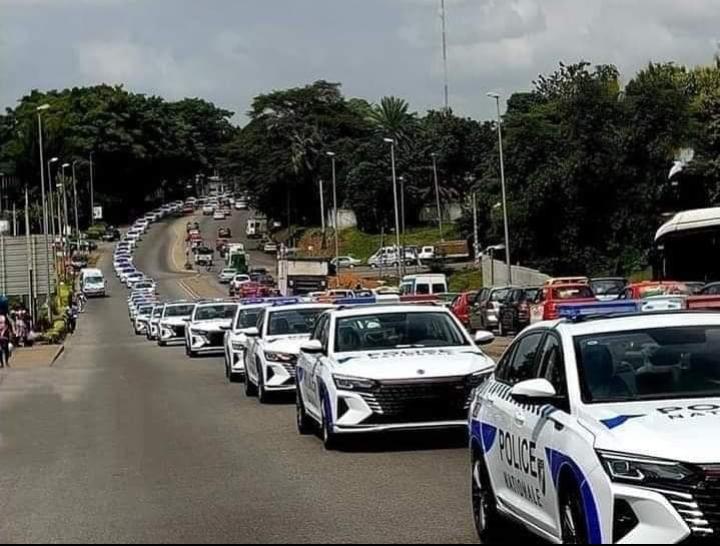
top-left (440, 0), bottom-right (450, 110)
top-left (25, 188), bottom-right (33, 315)
top-left (384, 138), bottom-right (402, 279)
top-left (399, 176), bottom-right (406, 276)
top-left (326, 152), bottom-right (340, 265)
top-left (472, 193), bottom-right (479, 264)
top-left (72, 161), bottom-right (80, 248)
top-left (89, 152), bottom-right (95, 225)
top-left (431, 153), bottom-right (444, 241)
top-left (318, 178), bottom-right (326, 236)
top-left (36, 104), bottom-right (52, 322)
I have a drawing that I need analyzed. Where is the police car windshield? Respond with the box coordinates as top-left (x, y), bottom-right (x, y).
top-left (152, 307), bottom-right (164, 318)
top-left (194, 304), bottom-right (237, 321)
top-left (267, 309), bottom-right (324, 336)
top-left (335, 312), bottom-right (469, 353)
top-left (575, 326), bottom-right (720, 403)
top-left (165, 305), bottom-right (195, 317)
top-left (236, 309), bottom-right (262, 329)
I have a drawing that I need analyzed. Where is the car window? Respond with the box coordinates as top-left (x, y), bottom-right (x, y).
top-left (267, 308), bottom-right (325, 336)
top-left (537, 334), bottom-right (567, 397)
top-left (490, 289), bottom-right (509, 302)
top-left (311, 315), bottom-right (327, 341)
top-left (236, 308), bottom-right (263, 329)
top-left (416, 283), bottom-right (430, 295)
top-left (494, 343), bottom-right (518, 383)
top-left (432, 283), bottom-right (446, 294)
top-left (500, 332), bottom-right (544, 386)
top-left (319, 317), bottom-right (330, 351)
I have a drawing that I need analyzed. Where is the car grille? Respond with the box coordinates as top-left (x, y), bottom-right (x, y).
top-left (358, 376), bottom-right (473, 424)
top-left (172, 325), bottom-right (186, 338)
top-left (659, 465), bottom-right (720, 540)
top-left (207, 332), bottom-right (225, 347)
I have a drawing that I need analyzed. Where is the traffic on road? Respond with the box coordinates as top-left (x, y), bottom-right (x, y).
top-left (103, 194), bottom-right (720, 544)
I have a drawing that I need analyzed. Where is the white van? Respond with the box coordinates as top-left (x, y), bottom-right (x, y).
top-left (367, 246), bottom-right (418, 268)
top-left (399, 274), bottom-right (448, 296)
top-left (81, 268), bottom-right (107, 297)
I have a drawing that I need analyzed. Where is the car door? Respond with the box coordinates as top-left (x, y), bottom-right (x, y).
top-left (485, 331), bottom-right (546, 525)
top-left (470, 289), bottom-right (488, 331)
top-left (304, 315), bottom-right (330, 417)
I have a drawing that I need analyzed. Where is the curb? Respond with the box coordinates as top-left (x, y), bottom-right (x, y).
top-left (49, 345), bottom-right (65, 367)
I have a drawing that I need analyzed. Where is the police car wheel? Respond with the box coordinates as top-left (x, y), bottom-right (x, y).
top-left (296, 391), bottom-right (313, 435)
top-left (257, 368), bottom-right (270, 403)
top-left (560, 484), bottom-right (589, 544)
top-left (471, 454), bottom-right (501, 541)
top-left (321, 404), bottom-right (339, 450)
top-left (245, 372), bottom-right (258, 397)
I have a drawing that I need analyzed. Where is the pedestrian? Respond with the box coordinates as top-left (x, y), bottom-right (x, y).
top-left (0, 311), bottom-right (14, 368)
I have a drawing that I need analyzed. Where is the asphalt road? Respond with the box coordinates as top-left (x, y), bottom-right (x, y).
top-left (0, 214), bottom-right (491, 544)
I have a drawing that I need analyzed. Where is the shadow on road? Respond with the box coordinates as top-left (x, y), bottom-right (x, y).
top-left (338, 428), bottom-right (468, 453)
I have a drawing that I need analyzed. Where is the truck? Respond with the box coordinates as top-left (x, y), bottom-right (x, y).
top-left (226, 246), bottom-right (249, 274)
top-left (277, 258), bottom-right (329, 296)
top-left (246, 217), bottom-right (268, 239)
top-left (433, 240), bottom-right (470, 262)
top-left (194, 247), bottom-right (214, 266)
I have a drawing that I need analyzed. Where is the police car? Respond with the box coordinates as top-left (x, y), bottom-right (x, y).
top-left (244, 302), bottom-right (334, 402)
top-left (133, 303), bottom-right (156, 335)
top-left (184, 301), bottom-right (238, 357)
top-left (223, 302), bottom-right (269, 383)
top-left (295, 304), bottom-right (496, 449)
top-left (157, 301), bottom-right (196, 347)
top-left (469, 302), bottom-right (720, 544)
top-left (146, 304), bottom-right (165, 341)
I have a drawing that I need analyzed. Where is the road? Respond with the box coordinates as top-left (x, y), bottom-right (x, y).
top-left (0, 213), bottom-right (486, 543)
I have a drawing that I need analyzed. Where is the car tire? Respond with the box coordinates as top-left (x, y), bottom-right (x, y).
top-left (320, 402), bottom-right (340, 451)
top-left (296, 389), bottom-right (314, 435)
top-left (257, 364), bottom-right (270, 404)
top-left (560, 480), bottom-right (589, 544)
top-left (158, 340), bottom-right (166, 347)
top-left (472, 451), bottom-right (502, 543)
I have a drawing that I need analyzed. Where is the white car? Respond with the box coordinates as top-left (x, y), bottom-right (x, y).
top-left (469, 303), bottom-right (720, 544)
top-left (244, 303), bottom-right (334, 402)
top-left (157, 302), bottom-right (196, 347)
top-left (418, 246), bottom-right (435, 262)
top-left (146, 304), bottom-right (165, 341)
top-left (202, 205), bottom-right (215, 216)
top-left (184, 302), bottom-right (238, 357)
top-left (218, 268), bottom-right (237, 284)
top-left (235, 200), bottom-right (248, 210)
top-left (223, 303), bottom-right (269, 383)
top-left (125, 273), bottom-right (146, 288)
top-left (263, 241), bottom-right (278, 254)
top-left (295, 304), bottom-right (495, 449)
top-left (331, 256), bottom-right (362, 269)
top-left (133, 304), bottom-right (156, 335)
top-left (213, 210), bottom-right (225, 221)
top-left (230, 274), bottom-right (251, 295)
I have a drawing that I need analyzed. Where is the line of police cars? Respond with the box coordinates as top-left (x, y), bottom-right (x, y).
top-left (117, 219), bottom-right (720, 544)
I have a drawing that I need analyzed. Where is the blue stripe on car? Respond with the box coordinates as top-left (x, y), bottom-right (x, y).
top-left (600, 415), bottom-right (645, 430)
top-left (546, 448), bottom-right (602, 544)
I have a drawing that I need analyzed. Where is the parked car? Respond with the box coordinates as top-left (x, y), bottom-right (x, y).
top-left (497, 286), bottom-right (541, 336)
top-left (589, 277), bottom-right (628, 301)
top-left (449, 291), bottom-right (478, 329)
top-left (330, 255), bottom-right (362, 269)
top-left (530, 283), bottom-right (596, 322)
top-left (218, 268), bottom-right (237, 284)
top-left (418, 246), bottom-right (435, 262)
top-left (263, 240), bottom-right (278, 254)
top-left (700, 281), bottom-right (720, 295)
top-left (618, 281), bottom-right (691, 300)
top-left (470, 287), bottom-right (512, 332)
top-left (202, 204), bottom-right (214, 216)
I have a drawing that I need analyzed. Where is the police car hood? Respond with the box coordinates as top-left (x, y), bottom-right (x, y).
top-left (580, 399), bottom-right (720, 463)
top-left (264, 335), bottom-right (311, 355)
top-left (330, 347), bottom-right (493, 380)
top-left (162, 316), bottom-right (190, 326)
top-left (190, 319), bottom-right (232, 331)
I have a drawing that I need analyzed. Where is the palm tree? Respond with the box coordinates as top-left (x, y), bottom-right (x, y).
top-left (368, 96), bottom-right (416, 143)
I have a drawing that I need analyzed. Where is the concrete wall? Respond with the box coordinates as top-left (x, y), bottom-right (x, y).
top-left (0, 235), bottom-right (55, 297)
top-left (327, 208), bottom-right (357, 230)
top-left (419, 203), bottom-right (464, 223)
top-left (481, 256), bottom-right (549, 287)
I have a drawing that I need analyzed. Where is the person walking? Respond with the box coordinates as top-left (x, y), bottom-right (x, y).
top-left (0, 311), bottom-right (15, 368)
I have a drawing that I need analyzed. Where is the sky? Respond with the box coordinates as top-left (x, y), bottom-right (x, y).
top-left (1, 0), bottom-right (719, 125)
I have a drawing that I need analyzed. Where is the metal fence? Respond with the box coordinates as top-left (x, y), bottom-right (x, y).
top-left (481, 256), bottom-right (549, 288)
top-left (0, 235), bottom-right (55, 297)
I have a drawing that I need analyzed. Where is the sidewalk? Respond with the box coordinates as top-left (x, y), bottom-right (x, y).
top-left (2, 344), bottom-right (64, 370)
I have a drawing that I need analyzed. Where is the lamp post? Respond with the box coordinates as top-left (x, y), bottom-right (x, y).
top-left (47, 157), bottom-right (59, 243)
top-left (326, 152), bottom-right (339, 265)
top-left (36, 104), bottom-right (52, 319)
top-left (384, 138), bottom-right (402, 279)
top-left (72, 160), bottom-right (80, 248)
top-left (399, 175), bottom-right (407, 275)
top-left (89, 151), bottom-right (95, 225)
top-left (61, 163), bottom-right (70, 243)
top-left (318, 178), bottom-right (326, 237)
top-left (487, 92), bottom-right (512, 284)
top-left (431, 153), bottom-right (444, 241)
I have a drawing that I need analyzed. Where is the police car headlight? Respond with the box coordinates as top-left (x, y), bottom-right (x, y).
top-left (232, 341), bottom-right (246, 351)
top-left (597, 451), bottom-right (698, 485)
top-left (333, 375), bottom-right (377, 391)
top-left (466, 370), bottom-right (492, 388)
top-left (264, 351), bottom-right (295, 363)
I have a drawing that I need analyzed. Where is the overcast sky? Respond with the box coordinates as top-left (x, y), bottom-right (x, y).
top-left (1, 0), bottom-right (719, 125)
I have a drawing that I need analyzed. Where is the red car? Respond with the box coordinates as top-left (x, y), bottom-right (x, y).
top-left (619, 281), bottom-right (690, 300)
top-left (450, 291), bottom-right (477, 328)
top-left (530, 283), bottom-right (596, 322)
top-left (237, 282), bottom-right (272, 299)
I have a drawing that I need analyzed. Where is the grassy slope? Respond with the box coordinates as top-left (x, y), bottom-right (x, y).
top-left (338, 225), bottom-right (460, 261)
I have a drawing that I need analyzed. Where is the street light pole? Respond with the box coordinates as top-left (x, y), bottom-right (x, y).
top-left (72, 160), bottom-right (80, 247)
top-left (89, 151), bottom-right (95, 225)
top-left (384, 138), bottom-right (402, 279)
top-left (318, 178), bottom-right (326, 236)
top-left (326, 152), bottom-right (339, 265)
top-left (488, 92), bottom-right (512, 284)
top-left (399, 176), bottom-right (407, 276)
top-left (36, 104), bottom-right (52, 321)
top-left (431, 153), bottom-right (444, 241)
top-left (61, 163), bottom-right (70, 242)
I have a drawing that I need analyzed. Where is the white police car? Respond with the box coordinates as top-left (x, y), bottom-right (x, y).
top-left (223, 302), bottom-right (269, 383)
top-left (184, 301), bottom-right (238, 357)
top-left (146, 304), bottom-right (165, 341)
top-left (295, 304), bottom-right (495, 449)
top-left (244, 302), bottom-right (334, 402)
top-left (133, 303), bottom-right (156, 335)
top-left (469, 303), bottom-right (720, 544)
top-left (157, 302), bottom-right (196, 347)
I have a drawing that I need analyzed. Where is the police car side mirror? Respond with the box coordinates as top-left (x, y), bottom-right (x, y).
top-left (511, 379), bottom-right (558, 405)
top-left (474, 331), bottom-right (495, 345)
top-left (300, 340), bottom-right (324, 354)
top-left (243, 327), bottom-right (259, 337)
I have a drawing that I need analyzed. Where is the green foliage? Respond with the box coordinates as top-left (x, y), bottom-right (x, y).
top-left (337, 225), bottom-right (459, 261)
top-left (448, 269), bottom-right (483, 292)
